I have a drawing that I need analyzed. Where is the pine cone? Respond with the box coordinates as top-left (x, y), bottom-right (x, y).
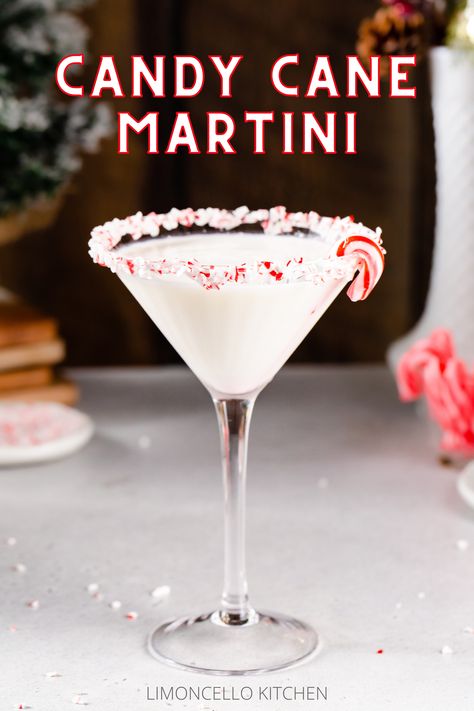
top-left (357, 6), bottom-right (426, 76)
top-left (383, 0), bottom-right (423, 15)
top-left (384, 0), bottom-right (452, 43)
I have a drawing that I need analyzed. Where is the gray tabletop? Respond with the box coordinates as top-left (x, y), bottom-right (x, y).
top-left (1, 366), bottom-right (473, 710)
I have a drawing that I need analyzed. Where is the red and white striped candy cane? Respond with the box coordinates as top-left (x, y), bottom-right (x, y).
top-left (334, 234), bottom-right (385, 302)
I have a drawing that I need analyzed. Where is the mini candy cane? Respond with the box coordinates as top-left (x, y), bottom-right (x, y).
top-left (333, 234), bottom-right (385, 301)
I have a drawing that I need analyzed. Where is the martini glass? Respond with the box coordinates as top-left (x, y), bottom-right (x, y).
top-left (89, 206), bottom-right (385, 675)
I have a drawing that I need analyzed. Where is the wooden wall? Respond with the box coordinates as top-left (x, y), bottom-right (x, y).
top-left (0, 0), bottom-right (435, 365)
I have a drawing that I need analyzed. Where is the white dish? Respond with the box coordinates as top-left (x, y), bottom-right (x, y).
top-left (0, 402), bottom-right (94, 466)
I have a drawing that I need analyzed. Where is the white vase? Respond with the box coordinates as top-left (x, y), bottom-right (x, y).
top-left (388, 48), bottom-right (474, 368)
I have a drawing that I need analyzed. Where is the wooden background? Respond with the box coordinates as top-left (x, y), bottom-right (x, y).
top-left (0, 0), bottom-right (435, 365)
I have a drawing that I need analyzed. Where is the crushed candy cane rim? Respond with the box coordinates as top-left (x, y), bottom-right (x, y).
top-left (89, 206), bottom-right (385, 298)
top-left (0, 402), bottom-right (89, 448)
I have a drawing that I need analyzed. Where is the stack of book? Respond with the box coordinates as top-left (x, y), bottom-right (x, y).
top-left (0, 300), bottom-right (78, 404)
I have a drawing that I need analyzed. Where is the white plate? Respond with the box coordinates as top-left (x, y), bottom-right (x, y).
top-left (0, 402), bottom-right (94, 466)
top-left (457, 462), bottom-right (474, 509)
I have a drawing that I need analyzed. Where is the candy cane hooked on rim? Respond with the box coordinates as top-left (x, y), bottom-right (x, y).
top-left (333, 234), bottom-right (385, 302)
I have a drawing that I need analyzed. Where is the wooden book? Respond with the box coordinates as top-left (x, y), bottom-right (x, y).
top-left (0, 339), bottom-right (65, 372)
top-left (0, 366), bottom-right (53, 391)
top-left (0, 379), bottom-right (79, 406)
top-left (0, 302), bottom-right (58, 348)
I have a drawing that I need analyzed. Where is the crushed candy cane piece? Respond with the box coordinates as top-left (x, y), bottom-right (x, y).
top-left (86, 583), bottom-right (99, 594)
top-left (456, 539), bottom-right (469, 551)
top-left (26, 600), bottom-right (40, 610)
top-left (9, 624), bottom-right (17, 632)
top-left (151, 585), bottom-right (171, 601)
top-left (13, 563), bottom-right (27, 574)
top-left (441, 645), bottom-right (453, 655)
top-left (6, 537), bottom-right (17, 546)
top-left (138, 435), bottom-right (151, 450)
top-left (125, 611), bottom-right (138, 620)
top-left (109, 600), bottom-right (122, 610)
top-left (72, 694), bottom-right (88, 705)
top-left (376, 649), bottom-right (384, 654)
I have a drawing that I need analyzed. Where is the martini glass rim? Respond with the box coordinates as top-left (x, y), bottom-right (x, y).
top-left (89, 205), bottom-right (382, 288)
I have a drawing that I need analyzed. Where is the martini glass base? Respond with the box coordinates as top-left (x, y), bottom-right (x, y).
top-left (148, 610), bottom-right (319, 675)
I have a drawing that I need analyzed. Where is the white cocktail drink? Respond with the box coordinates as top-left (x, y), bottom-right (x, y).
top-left (89, 207), bottom-right (385, 675)
top-left (119, 234), bottom-right (351, 396)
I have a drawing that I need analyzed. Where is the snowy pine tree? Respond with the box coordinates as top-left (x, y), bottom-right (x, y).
top-left (0, 0), bottom-right (111, 217)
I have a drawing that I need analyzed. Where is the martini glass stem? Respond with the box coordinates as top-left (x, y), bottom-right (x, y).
top-left (213, 397), bottom-right (256, 625)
